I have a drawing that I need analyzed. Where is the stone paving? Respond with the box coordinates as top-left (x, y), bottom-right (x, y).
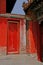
top-left (0, 54), bottom-right (43, 65)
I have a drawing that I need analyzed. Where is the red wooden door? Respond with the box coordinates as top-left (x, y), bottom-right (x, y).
top-left (7, 21), bottom-right (20, 54)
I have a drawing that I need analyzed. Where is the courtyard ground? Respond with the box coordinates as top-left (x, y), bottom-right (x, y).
top-left (0, 54), bottom-right (43, 65)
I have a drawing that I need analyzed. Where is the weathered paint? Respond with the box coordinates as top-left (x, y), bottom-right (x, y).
top-left (26, 20), bottom-right (38, 54)
top-left (20, 19), bottom-right (26, 53)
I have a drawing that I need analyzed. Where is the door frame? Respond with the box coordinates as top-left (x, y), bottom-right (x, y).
top-left (7, 19), bottom-right (20, 54)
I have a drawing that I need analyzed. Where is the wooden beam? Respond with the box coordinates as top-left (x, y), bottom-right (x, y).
top-left (0, 14), bottom-right (31, 20)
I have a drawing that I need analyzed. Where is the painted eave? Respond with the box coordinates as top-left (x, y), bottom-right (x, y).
top-left (0, 14), bottom-right (31, 20)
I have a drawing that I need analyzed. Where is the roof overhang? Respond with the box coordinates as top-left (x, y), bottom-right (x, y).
top-left (0, 14), bottom-right (31, 21)
top-left (22, 0), bottom-right (43, 13)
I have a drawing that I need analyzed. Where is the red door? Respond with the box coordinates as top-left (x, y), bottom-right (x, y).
top-left (7, 21), bottom-right (20, 54)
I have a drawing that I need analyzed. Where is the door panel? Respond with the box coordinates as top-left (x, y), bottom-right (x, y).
top-left (7, 21), bottom-right (20, 54)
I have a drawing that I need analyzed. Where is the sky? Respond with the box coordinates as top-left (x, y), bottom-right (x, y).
top-left (11, 0), bottom-right (28, 15)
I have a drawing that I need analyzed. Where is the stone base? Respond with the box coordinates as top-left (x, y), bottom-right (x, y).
top-left (30, 53), bottom-right (37, 59)
top-left (0, 47), bottom-right (6, 55)
top-left (20, 46), bottom-right (26, 54)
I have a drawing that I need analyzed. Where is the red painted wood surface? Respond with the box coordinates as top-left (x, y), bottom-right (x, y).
top-left (7, 21), bottom-right (20, 54)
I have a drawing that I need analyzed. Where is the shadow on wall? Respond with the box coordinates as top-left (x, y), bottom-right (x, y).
top-left (39, 21), bottom-right (43, 61)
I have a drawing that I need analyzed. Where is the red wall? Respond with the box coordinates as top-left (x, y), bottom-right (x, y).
top-left (27, 21), bottom-right (38, 54)
top-left (28, 21), bottom-right (42, 61)
top-left (37, 24), bottom-right (41, 61)
top-left (0, 17), bottom-right (21, 54)
top-left (0, 17), bottom-right (7, 47)
top-left (37, 23), bottom-right (42, 61)
top-left (0, 0), bottom-right (6, 13)
top-left (29, 21), bottom-right (37, 53)
top-left (0, 17), bottom-right (41, 56)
